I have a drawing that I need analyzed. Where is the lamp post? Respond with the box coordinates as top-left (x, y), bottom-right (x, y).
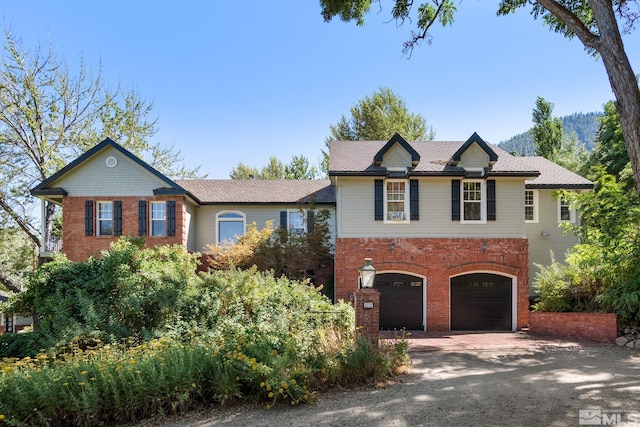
top-left (359, 258), bottom-right (376, 289)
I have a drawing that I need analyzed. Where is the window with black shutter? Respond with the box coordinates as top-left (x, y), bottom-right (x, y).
top-left (114, 200), bottom-right (122, 236)
top-left (85, 200), bottom-right (94, 236)
top-left (167, 200), bottom-right (176, 236)
top-left (487, 180), bottom-right (496, 221)
top-left (451, 180), bottom-right (461, 221)
top-left (374, 179), bottom-right (384, 221)
top-left (410, 179), bottom-right (419, 221)
top-left (138, 201), bottom-right (147, 236)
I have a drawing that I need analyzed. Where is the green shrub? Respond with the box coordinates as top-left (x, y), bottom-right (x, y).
top-left (4, 237), bottom-right (201, 347)
top-left (0, 240), bottom-right (407, 424)
top-left (0, 332), bottom-right (43, 359)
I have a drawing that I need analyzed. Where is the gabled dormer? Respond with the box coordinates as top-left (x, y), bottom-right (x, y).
top-left (450, 132), bottom-right (498, 177)
top-left (373, 133), bottom-right (420, 177)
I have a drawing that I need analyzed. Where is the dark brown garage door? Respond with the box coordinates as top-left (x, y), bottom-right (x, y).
top-left (450, 273), bottom-right (512, 331)
top-left (374, 273), bottom-right (423, 330)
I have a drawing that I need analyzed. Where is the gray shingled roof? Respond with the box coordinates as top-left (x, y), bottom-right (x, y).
top-left (328, 139), bottom-right (593, 187)
top-left (524, 156), bottom-right (593, 189)
top-left (175, 179), bottom-right (335, 204)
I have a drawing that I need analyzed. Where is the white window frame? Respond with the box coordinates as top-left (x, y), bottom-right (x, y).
top-left (216, 211), bottom-right (246, 245)
top-left (524, 189), bottom-right (539, 223)
top-left (150, 201), bottom-right (167, 237)
top-left (287, 210), bottom-right (307, 235)
top-left (384, 179), bottom-right (410, 223)
top-left (97, 201), bottom-right (113, 236)
top-left (557, 196), bottom-right (576, 224)
top-left (461, 179), bottom-right (486, 224)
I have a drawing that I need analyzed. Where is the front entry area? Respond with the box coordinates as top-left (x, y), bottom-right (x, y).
top-left (450, 273), bottom-right (513, 331)
top-left (374, 273), bottom-right (424, 330)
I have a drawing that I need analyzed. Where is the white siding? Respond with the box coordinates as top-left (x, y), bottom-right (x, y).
top-left (51, 146), bottom-right (169, 196)
top-left (526, 189), bottom-right (581, 295)
top-left (192, 205), bottom-right (336, 253)
top-left (184, 202), bottom-right (197, 252)
top-left (335, 176), bottom-right (525, 238)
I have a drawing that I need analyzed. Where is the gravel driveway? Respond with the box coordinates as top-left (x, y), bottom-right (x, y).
top-left (153, 335), bottom-right (640, 427)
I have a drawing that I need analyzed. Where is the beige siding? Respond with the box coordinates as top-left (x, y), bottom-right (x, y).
top-left (51, 146), bottom-right (168, 196)
top-left (192, 205), bottom-right (336, 253)
top-left (380, 145), bottom-right (412, 169)
top-left (526, 189), bottom-right (581, 295)
top-left (459, 144), bottom-right (490, 169)
top-left (335, 176), bottom-right (525, 238)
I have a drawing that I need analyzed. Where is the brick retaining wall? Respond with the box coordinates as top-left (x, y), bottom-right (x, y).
top-left (529, 312), bottom-right (619, 343)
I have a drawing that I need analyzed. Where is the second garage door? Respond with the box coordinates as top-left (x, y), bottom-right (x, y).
top-left (374, 273), bottom-right (423, 330)
top-left (450, 273), bottom-right (512, 331)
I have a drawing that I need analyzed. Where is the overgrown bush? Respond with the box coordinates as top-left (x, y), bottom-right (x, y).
top-left (0, 332), bottom-right (43, 359)
top-left (204, 207), bottom-right (334, 284)
top-left (4, 237), bottom-right (201, 348)
top-left (0, 238), bottom-right (408, 425)
top-left (533, 172), bottom-right (640, 323)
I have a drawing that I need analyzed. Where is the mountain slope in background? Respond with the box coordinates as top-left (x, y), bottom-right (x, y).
top-left (498, 112), bottom-right (602, 155)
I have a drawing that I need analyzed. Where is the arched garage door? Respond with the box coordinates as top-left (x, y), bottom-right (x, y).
top-left (374, 273), bottom-right (423, 330)
top-left (450, 273), bottom-right (512, 331)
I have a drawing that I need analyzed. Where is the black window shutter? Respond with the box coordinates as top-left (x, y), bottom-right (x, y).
top-left (167, 201), bottom-right (176, 236)
top-left (410, 179), bottom-right (419, 221)
top-left (374, 179), bottom-right (384, 221)
top-left (306, 210), bottom-right (315, 233)
top-left (85, 200), bottom-right (94, 236)
top-left (138, 201), bottom-right (147, 236)
top-left (280, 211), bottom-right (287, 229)
top-left (487, 180), bottom-right (496, 221)
top-left (451, 180), bottom-right (461, 221)
top-left (113, 200), bottom-right (122, 236)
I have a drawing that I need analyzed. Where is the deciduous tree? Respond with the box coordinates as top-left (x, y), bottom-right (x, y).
top-left (0, 29), bottom-right (201, 290)
top-left (320, 0), bottom-right (640, 194)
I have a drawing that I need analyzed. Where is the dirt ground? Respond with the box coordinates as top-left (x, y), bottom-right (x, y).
top-left (147, 335), bottom-right (640, 427)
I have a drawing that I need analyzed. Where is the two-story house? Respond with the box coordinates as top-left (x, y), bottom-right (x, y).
top-left (30, 133), bottom-right (592, 332)
top-left (328, 133), bottom-right (591, 332)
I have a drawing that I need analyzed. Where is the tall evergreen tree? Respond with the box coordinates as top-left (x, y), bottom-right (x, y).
top-left (531, 97), bottom-right (563, 161)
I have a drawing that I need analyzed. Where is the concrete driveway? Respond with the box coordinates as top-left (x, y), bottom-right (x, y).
top-left (157, 333), bottom-right (640, 427)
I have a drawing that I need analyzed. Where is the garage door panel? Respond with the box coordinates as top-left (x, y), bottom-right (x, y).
top-left (375, 273), bottom-right (423, 331)
top-left (451, 274), bottom-right (512, 331)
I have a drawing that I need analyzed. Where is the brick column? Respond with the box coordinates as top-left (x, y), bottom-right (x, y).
top-left (354, 288), bottom-right (380, 346)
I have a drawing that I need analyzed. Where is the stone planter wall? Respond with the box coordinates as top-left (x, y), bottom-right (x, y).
top-left (529, 312), bottom-right (619, 343)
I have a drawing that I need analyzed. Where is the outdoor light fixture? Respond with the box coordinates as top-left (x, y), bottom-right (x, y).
top-left (359, 258), bottom-right (376, 289)
top-left (390, 242), bottom-right (395, 253)
top-left (540, 230), bottom-right (551, 237)
top-left (481, 241), bottom-right (487, 253)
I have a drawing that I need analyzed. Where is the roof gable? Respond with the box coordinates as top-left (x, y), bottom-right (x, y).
top-left (373, 133), bottom-right (420, 167)
top-left (451, 132), bottom-right (498, 165)
top-left (31, 138), bottom-right (186, 197)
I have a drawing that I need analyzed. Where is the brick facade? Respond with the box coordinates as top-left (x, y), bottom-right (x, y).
top-left (62, 196), bottom-right (187, 262)
top-left (335, 237), bottom-right (529, 331)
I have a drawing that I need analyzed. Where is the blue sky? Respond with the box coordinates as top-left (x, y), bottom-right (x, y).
top-left (3, 1), bottom-right (640, 178)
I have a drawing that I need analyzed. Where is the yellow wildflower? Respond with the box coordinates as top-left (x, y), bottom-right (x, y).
top-left (268, 392), bottom-right (274, 398)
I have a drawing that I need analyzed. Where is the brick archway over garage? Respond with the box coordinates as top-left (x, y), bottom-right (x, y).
top-left (334, 237), bottom-right (529, 331)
